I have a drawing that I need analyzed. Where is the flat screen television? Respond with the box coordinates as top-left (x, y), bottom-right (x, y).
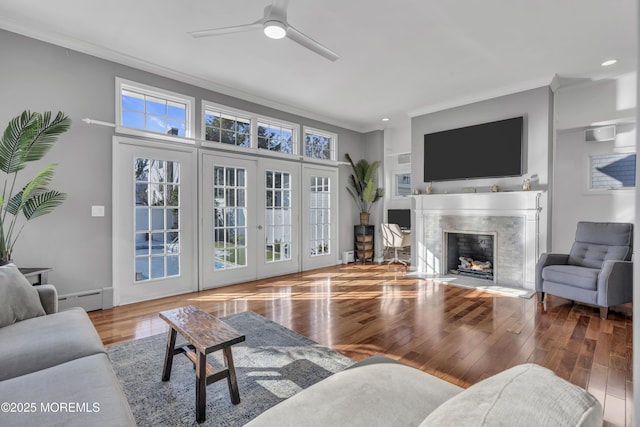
top-left (423, 116), bottom-right (524, 182)
top-left (387, 209), bottom-right (411, 230)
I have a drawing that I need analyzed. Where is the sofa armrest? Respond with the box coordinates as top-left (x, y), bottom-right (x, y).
top-left (597, 260), bottom-right (633, 307)
top-left (35, 284), bottom-right (58, 314)
top-left (535, 253), bottom-right (570, 290)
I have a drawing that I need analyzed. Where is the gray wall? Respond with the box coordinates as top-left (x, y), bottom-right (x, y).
top-left (0, 29), bottom-right (365, 297)
top-left (411, 86), bottom-right (553, 194)
top-left (410, 86), bottom-right (553, 252)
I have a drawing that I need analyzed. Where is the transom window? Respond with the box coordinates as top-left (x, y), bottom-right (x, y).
top-left (258, 120), bottom-right (297, 154)
top-left (117, 78), bottom-right (194, 140)
top-left (205, 109), bottom-right (251, 147)
top-left (304, 127), bottom-right (337, 160)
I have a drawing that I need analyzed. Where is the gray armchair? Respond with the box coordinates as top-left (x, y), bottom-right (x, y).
top-left (536, 221), bottom-right (633, 319)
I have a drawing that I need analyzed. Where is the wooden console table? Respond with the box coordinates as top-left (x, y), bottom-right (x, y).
top-left (160, 305), bottom-right (245, 423)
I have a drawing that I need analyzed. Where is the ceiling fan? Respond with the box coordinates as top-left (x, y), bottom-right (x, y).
top-left (189, 0), bottom-right (340, 62)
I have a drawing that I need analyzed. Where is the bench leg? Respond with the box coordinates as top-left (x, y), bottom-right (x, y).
top-left (162, 328), bottom-right (177, 381)
top-left (223, 347), bottom-right (241, 404)
top-left (196, 351), bottom-right (207, 423)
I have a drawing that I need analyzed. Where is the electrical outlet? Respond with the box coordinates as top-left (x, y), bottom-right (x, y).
top-left (91, 205), bottom-right (105, 217)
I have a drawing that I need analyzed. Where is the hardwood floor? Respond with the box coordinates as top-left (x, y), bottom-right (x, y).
top-left (89, 263), bottom-right (633, 426)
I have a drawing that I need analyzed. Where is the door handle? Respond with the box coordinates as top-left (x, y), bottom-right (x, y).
top-left (258, 225), bottom-right (263, 230)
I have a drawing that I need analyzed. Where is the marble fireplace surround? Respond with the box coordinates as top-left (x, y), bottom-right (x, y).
top-left (411, 191), bottom-right (546, 290)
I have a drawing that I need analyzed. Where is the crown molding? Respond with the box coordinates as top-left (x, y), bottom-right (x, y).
top-left (0, 19), bottom-right (370, 134)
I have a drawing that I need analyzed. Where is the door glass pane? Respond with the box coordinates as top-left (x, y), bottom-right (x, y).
top-left (213, 165), bottom-right (248, 270)
top-left (134, 157), bottom-right (181, 282)
top-left (310, 175), bottom-right (331, 256)
top-left (266, 170), bottom-right (292, 263)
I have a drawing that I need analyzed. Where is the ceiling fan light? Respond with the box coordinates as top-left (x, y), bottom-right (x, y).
top-left (264, 21), bottom-right (286, 39)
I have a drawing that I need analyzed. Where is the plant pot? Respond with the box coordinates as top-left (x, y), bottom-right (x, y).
top-left (359, 212), bottom-right (370, 225)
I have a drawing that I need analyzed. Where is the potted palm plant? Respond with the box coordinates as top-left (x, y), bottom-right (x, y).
top-left (345, 153), bottom-right (384, 225)
top-left (0, 111), bottom-right (70, 264)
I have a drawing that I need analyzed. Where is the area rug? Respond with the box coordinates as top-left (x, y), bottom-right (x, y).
top-left (107, 311), bottom-right (354, 426)
top-left (406, 272), bottom-right (535, 298)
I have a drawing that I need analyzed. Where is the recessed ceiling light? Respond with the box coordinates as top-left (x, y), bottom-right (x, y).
top-left (381, 118), bottom-right (390, 122)
top-left (601, 59), bottom-right (617, 67)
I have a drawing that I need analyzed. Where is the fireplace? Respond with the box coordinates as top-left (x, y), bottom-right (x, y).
top-left (445, 231), bottom-right (496, 281)
top-left (410, 191), bottom-right (547, 290)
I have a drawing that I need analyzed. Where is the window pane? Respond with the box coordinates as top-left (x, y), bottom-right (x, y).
top-left (122, 112), bottom-right (145, 130)
top-left (591, 153), bottom-right (636, 189)
top-left (146, 96), bottom-right (167, 116)
top-left (122, 90), bottom-right (145, 112)
top-left (151, 208), bottom-right (164, 230)
top-left (167, 101), bottom-right (186, 120)
top-left (305, 131), bottom-right (333, 160)
top-left (136, 208), bottom-right (149, 231)
top-left (146, 116), bottom-right (167, 134)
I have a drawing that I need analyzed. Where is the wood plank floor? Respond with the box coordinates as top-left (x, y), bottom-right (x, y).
top-left (89, 263), bottom-right (633, 426)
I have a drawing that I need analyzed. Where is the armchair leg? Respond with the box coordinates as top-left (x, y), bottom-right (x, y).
top-left (536, 292), bottom-right (545, 303)
top-left (599, 307), bottom-right (609, 320)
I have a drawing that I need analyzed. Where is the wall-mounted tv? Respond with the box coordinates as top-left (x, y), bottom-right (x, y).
top-left (423, 116), bottom-right (524, 182)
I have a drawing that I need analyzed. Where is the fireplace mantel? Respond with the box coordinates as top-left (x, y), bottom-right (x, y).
top-left (411, 191), bottom-right (547, 289)
top-left (413, 191), bottom-right (544, 216)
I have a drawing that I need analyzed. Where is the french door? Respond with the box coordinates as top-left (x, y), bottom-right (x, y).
top-left (113, 137), bottom-right (197, 305)
top-left (200, 153), bottom-right (257, 288)
top-left (200, 153), bottom-right (300, 289)
top-left (114, 141), bottom-right (327, 304)
top-left (258, 159), bottom-right (301, 278)
top-left (301, 165), bottom-right (339, 270)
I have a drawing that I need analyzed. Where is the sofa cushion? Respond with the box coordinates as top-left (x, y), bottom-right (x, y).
top-left (421, 364), bottom-right (602, 427)
top-left (245, 360), bottom-right (463, 427)
top-left (0, 263), bottom-right (45, 327)
top-left (0, 307), bottom-right (106, 381)
top-left (542, 264), bottom-right (599, 290)
top-left (0, 353), bottom-right (136, 427)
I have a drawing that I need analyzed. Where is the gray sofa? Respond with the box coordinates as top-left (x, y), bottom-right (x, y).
top-left (0, 264), bottom-right (135, 426)
top-left (246, 356), bottom-right (603, 427)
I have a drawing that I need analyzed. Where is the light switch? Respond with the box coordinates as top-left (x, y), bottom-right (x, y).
top-left (91, 205), bottom-right (105, 217)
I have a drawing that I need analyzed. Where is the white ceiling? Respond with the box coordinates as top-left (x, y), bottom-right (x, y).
top-left (0, 0), bottom-right (636, 132)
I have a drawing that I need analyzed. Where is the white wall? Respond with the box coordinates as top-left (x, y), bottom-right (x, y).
top-left (553, 73), bottom-right (637, 252)
top-left (383, 115), bottom-right (412, 213)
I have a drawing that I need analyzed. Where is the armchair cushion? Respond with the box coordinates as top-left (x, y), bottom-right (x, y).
top-left (0, 263), bottom-right (45, 328)
top-left (542, 265), bottom-right (599, 290)
top-left (568, 222), bottom-right (633, 268)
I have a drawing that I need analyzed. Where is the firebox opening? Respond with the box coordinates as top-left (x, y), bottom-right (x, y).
top-left (445, 232), bottom-right (495, 281)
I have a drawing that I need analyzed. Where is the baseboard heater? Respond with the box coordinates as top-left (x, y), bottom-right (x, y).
top-left (58, 287), bottom-right (113, 312)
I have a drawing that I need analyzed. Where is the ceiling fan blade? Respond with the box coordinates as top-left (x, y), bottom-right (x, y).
top-left (286, 25), bottom-right (340, 62)
top-left (189, 22), bottom-right (263, 38)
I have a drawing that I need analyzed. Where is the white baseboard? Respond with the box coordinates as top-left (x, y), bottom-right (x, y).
top-left (58, 287), bottom-right (114, 311)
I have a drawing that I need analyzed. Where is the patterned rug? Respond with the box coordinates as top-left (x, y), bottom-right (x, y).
top-left (107, 311), bottom-right (354, 426)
